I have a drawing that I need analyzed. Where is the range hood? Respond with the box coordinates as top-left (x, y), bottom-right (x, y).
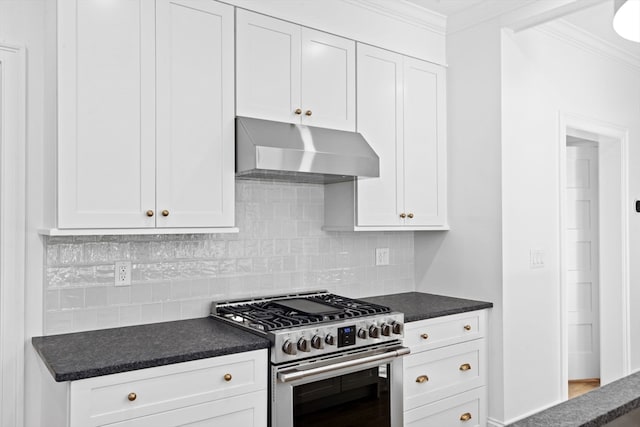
top-left (235, 116), bottom-right (379, 184)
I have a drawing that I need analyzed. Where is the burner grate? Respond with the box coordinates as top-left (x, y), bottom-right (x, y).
top-left (215, 293), bottom-right (390, 332)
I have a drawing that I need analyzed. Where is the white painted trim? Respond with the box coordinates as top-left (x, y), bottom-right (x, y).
top-left (341, 0), bottom-right (446, 35)
top-left (0, 42), bottom-right (26, 427)
top-left (536, 19), bottom-right (640, 71)
top-left (558, 112), bottom-right (630, 396)
top-left (39, 227), bottom-right (239, 236)
top-left (491, 398), bottom-right (564, 425)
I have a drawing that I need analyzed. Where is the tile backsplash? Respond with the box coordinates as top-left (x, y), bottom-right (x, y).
top-left (44, 180), bottom-right (414, 334)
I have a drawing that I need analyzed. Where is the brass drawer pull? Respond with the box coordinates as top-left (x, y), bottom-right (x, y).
top-left (400, 213), bottom-right (406, 219)
top-left (127, 392), bottom-right (137, 402)
top-left (224, 373), bottom-right (232, 382)
top-left (460, 412), bottom-right (472, 421)
top-left (294, 108), bottom-right (302, 115)
top-left (407, 213), bottom-right (414, 219)
top-left (305, 110), bottom-right (312, 116)
top-left (161, 209), bottom-right (169, 217)
top-left (420, 333), bottom-right (429, 340)
top-left (464, 324), bottom-right (472, 331)
top-left (146, 210), bottom-right (154, 217)
top-left (416, 375), bottom-right (429, 383)
top-left (459, 363), bottom-right (471, 371)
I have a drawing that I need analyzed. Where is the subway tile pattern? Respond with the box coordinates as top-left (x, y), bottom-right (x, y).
top-left (44, 180), bottom-right (415, 334)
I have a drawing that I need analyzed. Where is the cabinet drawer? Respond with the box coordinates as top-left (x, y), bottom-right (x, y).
top-left (405, 387), bottom-right (486, 427)
top-left (70, 350), bottom-right (267, 426)
top-left (404, 310), bottom-right (486, 351)
top-left (404, 340), bottom-right (485, 409)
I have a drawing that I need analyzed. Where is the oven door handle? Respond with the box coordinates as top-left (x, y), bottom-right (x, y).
top-left (277, 346), bottom-right (410, 383)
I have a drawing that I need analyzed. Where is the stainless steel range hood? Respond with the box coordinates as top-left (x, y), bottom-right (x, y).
top-left (236, 117), bottom-right (379, 184)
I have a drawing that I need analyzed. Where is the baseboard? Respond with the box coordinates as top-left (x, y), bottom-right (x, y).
top-left (492, 399), bottom-right (562, 426)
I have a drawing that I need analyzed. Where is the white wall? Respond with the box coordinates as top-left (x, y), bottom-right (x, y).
top-left (500, 24), bottom-right (640, 421)
top-left (416, 11), bottom-right (640, 426)
top-left (414, 18), bottom-right (505, 424)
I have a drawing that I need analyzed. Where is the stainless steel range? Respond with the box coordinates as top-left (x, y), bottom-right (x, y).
top-left (211, 291), bottom-right (409, 427)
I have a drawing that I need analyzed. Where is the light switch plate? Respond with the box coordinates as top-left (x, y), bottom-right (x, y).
top-left (529, 249), bottom-right (544, 269)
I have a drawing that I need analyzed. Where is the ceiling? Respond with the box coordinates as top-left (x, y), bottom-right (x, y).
top-left (403, 0), bottom-right (640, 58)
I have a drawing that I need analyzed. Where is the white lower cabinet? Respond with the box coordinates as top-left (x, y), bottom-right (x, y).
top-left (403, 311), bottom-right (488, 427)
top-left (41, 350), bottom-right (268, 427)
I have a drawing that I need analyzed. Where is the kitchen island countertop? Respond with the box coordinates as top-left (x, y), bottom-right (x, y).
top-left (32, 317), bottom-right (270, 382)
top-left (508, 372), bottom-right (640, 427)
top-left (363, 291), bottom-right (493, 322)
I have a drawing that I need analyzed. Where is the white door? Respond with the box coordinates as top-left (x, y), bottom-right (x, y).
top-left (566, 143), bottom-right (600, 380)
top-left (57, 0), bottom-right (156, 228)
top-left (402, 57), bottom-right (447, 227)
top-left (155, 0), bottom-right (235, 228)
top-left (236, 9), bottom-right (301, 124)
top-left (355, 44), bottom-right (403, 226)
top-left (300, 28), bottom-right (355, 131)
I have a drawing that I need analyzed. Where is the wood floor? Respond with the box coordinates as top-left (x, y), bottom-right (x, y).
top-left (568, 379), bottom-right (600, 399)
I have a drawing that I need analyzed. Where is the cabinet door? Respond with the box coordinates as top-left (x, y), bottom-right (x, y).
top-left (355, 44), bottom-right (404, 226)
top-left (101, 390), bottom-right (267, 427)
top-left (155, 0), bottom-right (235, 227)
top-left (57, 0), bottom-right (156, 228)
top-left (300, 28), bottom-right (355, 131)
top-left (402, 57), bottom-right (447, 227)
top-left (236, 10), bottom-right (301, 124)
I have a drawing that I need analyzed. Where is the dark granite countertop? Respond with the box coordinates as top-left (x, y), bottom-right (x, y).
top-left (363, 292), bottom-right (493, 322)
top-left (32, 317), bottom-right (270, 382)
top-left (509, 372), bottom-right (640, 427)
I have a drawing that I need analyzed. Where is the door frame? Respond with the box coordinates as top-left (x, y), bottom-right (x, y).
top-left (0, 43), bottom-right (26, 427)
top-left (558, 112), bottom-right (630, 399)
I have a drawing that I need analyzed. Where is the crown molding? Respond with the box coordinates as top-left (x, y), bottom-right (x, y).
top-left (536, 19), bottom-right (640, 71)
top-left (341, 0), bottom-right (446, 35)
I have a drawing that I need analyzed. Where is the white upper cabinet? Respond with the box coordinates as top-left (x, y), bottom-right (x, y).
top-left (236, 9), bottom-right (355, 132)
top-left (55, 0), bottom-right (235, 233)
top-left (155, 0), bottom-right (235, 228)
top-left (324, 43), bottom-right (447, 230)
top-left (402, 56), bottom-right (447, 227)
top-left (57, 0), bottom-right (156, 229)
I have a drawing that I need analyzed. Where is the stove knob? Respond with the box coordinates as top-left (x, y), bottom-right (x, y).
top-left (282, 340), bottom-right (297, 355)
top-left (325, 334), bottom-right (336, 346)
top-left (381, 323), bottom-right (391, 336)
top-left (357, 328), bottom-right (367, 339)
top-left (311, 335), bottom-right (324, 349)
top-left (297, 337), bottom-right (311, 352)
top-left (392, 321), bottom-right (403, 335)
top-left (369, 325), bottom-right (381, 339)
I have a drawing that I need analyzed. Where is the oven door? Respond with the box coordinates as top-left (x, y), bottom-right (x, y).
top-left (272, 344), bottom-right (409, 427)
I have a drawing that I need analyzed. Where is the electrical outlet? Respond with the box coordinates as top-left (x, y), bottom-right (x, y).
top-left (375, 248), bottom-right (389, 266)
top-left (115, 261), bottom-right (132, 286)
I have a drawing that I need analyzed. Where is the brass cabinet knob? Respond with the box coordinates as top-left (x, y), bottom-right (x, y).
top-left (420, 333), bottom-right (429, 340)
top-left (464, 324), bottom-right (472, 331)
top-left (127, 392), bottom-right (137, 402)
top-left (415, 375), bottom-right (429, 383)
top-left (146, 210), bottom-right (154, 217)
top-left (305, 110), bottom-right (312, 116)
top-left (400, 213), bottom-right (407, 219)
top-left (459, 363), bottom-right (471, 371)
top-left (224, 373), bottom-right (232, 382)
top-left (161, 210), bottom-right (169, 217)
top-left (407, 213), bottom-right (414, 219)
top-left (460, 412), bottom-right (472, 422)
top-left (294, 108), bottom-right (302, 115)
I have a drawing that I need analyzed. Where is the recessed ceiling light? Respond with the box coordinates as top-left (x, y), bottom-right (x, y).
top-left (613, 0), bottom-right (640, 42)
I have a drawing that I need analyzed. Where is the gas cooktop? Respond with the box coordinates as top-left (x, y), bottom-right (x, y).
top-left (211, 291), bottom-right (404, 364)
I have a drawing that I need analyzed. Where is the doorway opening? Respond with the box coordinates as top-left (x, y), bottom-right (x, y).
top-left (559, 114), bottom-right (630, 401)
top-left (565, 136), bottom-right (600, 398)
